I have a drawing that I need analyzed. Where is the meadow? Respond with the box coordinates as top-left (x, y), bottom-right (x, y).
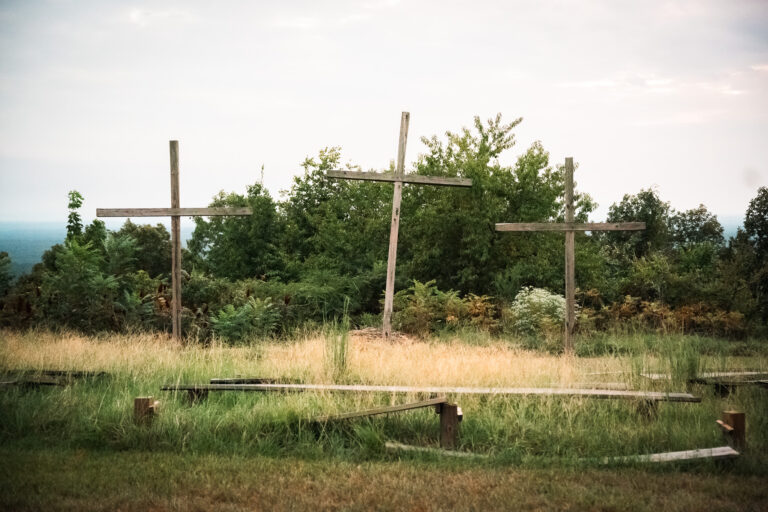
top-left (1, 328), bottom-right (767, 511)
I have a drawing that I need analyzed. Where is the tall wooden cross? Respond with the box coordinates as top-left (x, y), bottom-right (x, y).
top-left (96, 141), bottom-right (252, 340)
top-left (326, 112), bottom-right (473, 338)
top-left (495, 157), bottom-right (645, 353)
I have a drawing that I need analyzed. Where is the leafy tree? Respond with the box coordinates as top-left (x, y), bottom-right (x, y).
top-left (187, 183), bottom-right (283, 280)
top-left (670, 204), bottom-right (724, 247)
top-left (66, 190), bottom-right (84, 241)
top-left (116, 220), bottom-right (171, 278)
top-left (606, 188), bottom-right (671, 258)
top-left (0, 252), bottom-right (12, 297)
top-left (745, 186), bottom-right (768, 260)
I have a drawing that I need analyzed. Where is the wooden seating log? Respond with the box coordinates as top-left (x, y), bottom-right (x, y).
top-left (134, 396), bottom-right (160, 425)
top-left (161, 383), bottom-right (701, 402)
top-left (314, 396), bottom-right (447, 423)
top-left (600, 446), bottom-right (739, 465)
top-left (718, 411), bottom-right (745, 451)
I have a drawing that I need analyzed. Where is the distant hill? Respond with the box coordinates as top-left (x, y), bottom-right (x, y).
top-left (0, 222), bottom-right (194, 278)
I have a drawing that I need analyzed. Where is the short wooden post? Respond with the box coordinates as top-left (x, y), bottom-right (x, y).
top-left (718, 411), bottom-right (745, 451)
top-left (134, 396), bottom-right (160, 425)
top-left (439, 403), bottom-right (460, 449)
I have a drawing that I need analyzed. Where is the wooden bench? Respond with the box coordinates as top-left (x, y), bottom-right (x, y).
top-left (161, 382), bottom-right (701, 403)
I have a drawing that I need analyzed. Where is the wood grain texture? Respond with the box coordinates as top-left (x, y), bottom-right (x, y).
top-left (313, 396), bottom-right (447, 422)
top-left (96, 207), bottom-right (252, 217)
top-left (326, 170), bottom-right (472, 187)
top-left (169, 141), bottom-right (182, 340)
top-left (382, 112), bottom-right (410, 338)
top-left (601, 446), bottom-right (739, 464)
top-left (160, 383), bottom-right (702, 402)
top-left (439, 403), bottom-right (459, 449)
top-left (495, 222), bottom-right (646, 232)
top-left (564, 157), bottom-right (575, 354)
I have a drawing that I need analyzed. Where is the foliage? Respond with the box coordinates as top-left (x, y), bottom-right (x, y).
top-left (606, 188), bottom-right (671, 258)
top-left (0, 252), bottom-right (12, 297)
top-left (187, 183), bottom-right (284, 281)
top-left (505, 286), bottom-right (566, 338)
top-left (115, 220), bottom-right (171, 278)
top-left (66, 190), bottom-right (84, 241)
top-left (210, 297), bottom-right (280, 342)
top-left (325, 297), bottom-right (351, 381)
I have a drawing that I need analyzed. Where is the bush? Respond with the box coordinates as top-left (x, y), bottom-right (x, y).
top-left (506, 287), bottom-right (565, 337)
top-left (210, 297), bottom-right (280, 342)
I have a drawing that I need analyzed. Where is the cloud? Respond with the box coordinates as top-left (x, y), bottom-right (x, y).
top-left (128, 8), bottom-right (198, 28)
top-left (751, 64), bottom-right (768, 72)
top-left (271, 16), bottom-right (320, 29)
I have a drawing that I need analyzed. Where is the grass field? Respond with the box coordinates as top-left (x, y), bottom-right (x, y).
top-left (1, 328), bottom-right (767, 510)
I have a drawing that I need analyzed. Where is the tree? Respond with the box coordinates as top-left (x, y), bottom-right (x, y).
top-left (606, 188), bottom-right (672, 258)
top-left (0, 252), bottom-right (12, 297)
top-left (187, 183), bottom-right (283, 280)
top-left (66, 190), bottom-right (84, 241)
top-left (116, 220), bottom-right (171, 278)
top-left (670, 204), bottom-right (724, 247)
top-left (745, 186), bottom-right (768, 260)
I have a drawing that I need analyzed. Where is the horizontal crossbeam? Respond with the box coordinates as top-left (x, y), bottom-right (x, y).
top-left (495, 222), bottom-right (646, 232)
top-left (96, 207), bottom-right (252, 217)
top-left (327, 170), bottom-right (472, 187)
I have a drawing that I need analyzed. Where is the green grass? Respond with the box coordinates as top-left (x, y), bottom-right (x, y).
top-left (1, 328), bottom-right (767, 509)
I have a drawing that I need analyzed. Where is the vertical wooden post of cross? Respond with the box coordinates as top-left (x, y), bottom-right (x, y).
top-left (563, 157), bottom-right (575, 353)
top-left (169, 141), bottom-right (183, 340)
top-left (382, 112), bottom-right (410, 338)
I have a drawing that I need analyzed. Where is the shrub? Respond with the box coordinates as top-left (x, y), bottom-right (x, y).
top-left (210, 297), bottom-right (280, 342)
top-left (506, 287), bottom-right (566, 337)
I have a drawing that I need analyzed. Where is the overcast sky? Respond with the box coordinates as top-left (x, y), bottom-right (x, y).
top-left (1, 0), bottom-right (766, 225)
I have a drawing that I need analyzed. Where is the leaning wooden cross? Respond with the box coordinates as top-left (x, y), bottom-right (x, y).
top-left (326, 112), bottom-right (473, 337)
top-left (96, 141), bottom-right (252, 340)
top-left (496, 157), bottom-right (645, 353)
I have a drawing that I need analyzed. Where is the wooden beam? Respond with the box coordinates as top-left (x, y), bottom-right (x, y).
top-left (96, 207), bottom-right (252, 217)
top-left (600, 446), bottom-right (739, 465)
top-left (721, 411), bottom-right (745, 451)
top-left (564, 157), bottom-right (575, 354)
top-left (385, 441), bottom-right (488, 458)
top-left (169, 141), bottom-right (182, 341)
top-left (495, 222), bottom-right (646, 232)
top-left (326, 170), bottom-right (472, 188)
top-left (383, 112), bottom-right (409, 338)
top-left (161, 383), bottom-right (701, 402)
top-left (313, 396), bottom-right (447, 422)
top-left (439, 403), bottom-right (460, 449)
top-left (134, 396), bottom-right (160, 425)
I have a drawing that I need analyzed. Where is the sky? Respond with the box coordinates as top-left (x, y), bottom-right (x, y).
top-left (0, 0), bottom-right (766, 226)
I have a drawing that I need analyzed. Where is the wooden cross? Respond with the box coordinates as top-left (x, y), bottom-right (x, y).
top-left (495, 157), bottom-right (645, 353)
top-left (326, 112), bottom-right (473, 338)
top-left (96, 140), bottom-right (252, 340)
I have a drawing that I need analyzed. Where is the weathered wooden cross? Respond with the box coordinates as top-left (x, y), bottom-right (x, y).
top-left (327, 112), bottom-right (473, 338)
top-left (495, 157), bottom-right (645, 353)
top-left (96, 141), bottom-right (252, 340)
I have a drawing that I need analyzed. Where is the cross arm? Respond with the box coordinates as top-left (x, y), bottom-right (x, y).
top-left (495, 222), bottom-right (646, 232)
top-left (96, 207), bottom-right (253, 217)
top-left (326, 170), bottom-right (472, 187)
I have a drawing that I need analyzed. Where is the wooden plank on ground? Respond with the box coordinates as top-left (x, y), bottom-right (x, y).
top-left (601, 446), bottom-right (739, 465)
top-left (314, 396), bottom-right (447, 422)
top-left (642, 371), bottom-right (768, 381)
top-left (384, 441), bottom-right (488, 458)
top-left (210, 378), bottom-right (281, 384)
top-left (326, 170), bottom-right (472, 187)
top-left (160, 383), bottom-right (701, 402)
top-left (96, 207), bottom-right (252, 217)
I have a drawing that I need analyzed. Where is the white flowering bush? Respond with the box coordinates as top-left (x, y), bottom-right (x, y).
top-left (507, 287), bottom-right (566, 336)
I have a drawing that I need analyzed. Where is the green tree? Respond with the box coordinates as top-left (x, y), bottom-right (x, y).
top-left (606, 188), bottom-right (672, 258)
top-left (745, 186), bottom-right (768, 260)
top-left (187, 183), bottom-right (283, 280)
top-left (116, 220), bottom-right (171, 278)
top-left (66, 190), bottom-right (84, 241)
top-left (0, 252), bottom-right (12, 297)
top-left (670, 204), bottom-right (724, 247)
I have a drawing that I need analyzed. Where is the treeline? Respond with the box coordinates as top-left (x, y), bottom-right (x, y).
top-left (0, 115), bottom-right (766, 341)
